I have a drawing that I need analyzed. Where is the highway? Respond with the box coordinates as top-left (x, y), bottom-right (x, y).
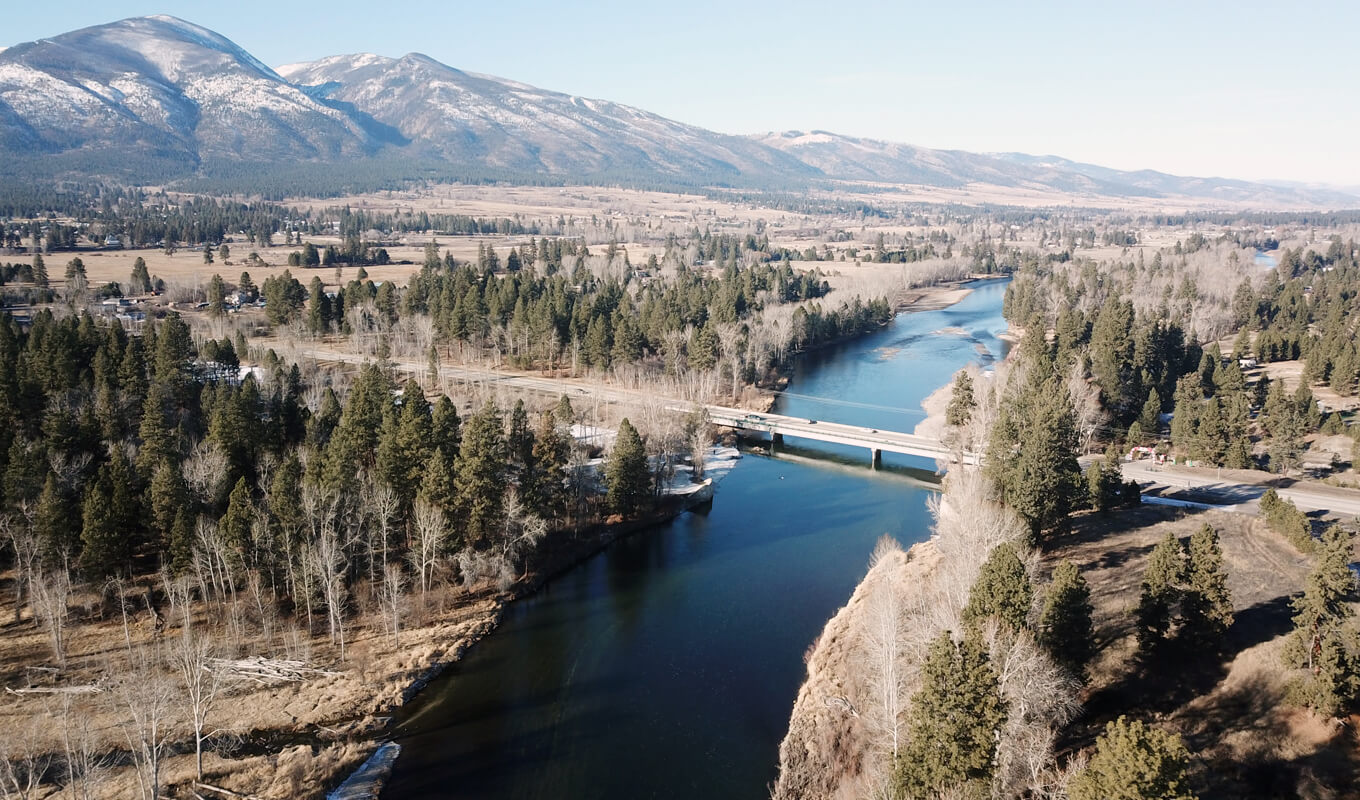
top-left (1119, 459), bottom-right (1360, 518)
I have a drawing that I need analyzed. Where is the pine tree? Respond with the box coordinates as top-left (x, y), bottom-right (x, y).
top-left (895, 632), bottom-right (1007, 798)
top-left (554, 395), bottom-right (575, 426)
top-left (1181, 524), bottom-right (1234, 644)
top-left (1068, 716), bottom-right (1197, 800)
top-left (1170, 374), bottom-right (1203, 460)
top-left (987, 366), bottom-right (1082, 538)
top-left (946, 371), bottom-right (976, 427)
top-left (1137, 531), bottom-right (1186, 651)
top-left (527, 412), bottom-right (570, 520)
top-left (130, 257), bottom-right (151, 294)
top-left (1137, 388), bottom-right (1162, 439)
top-left (1285, 526), bottom-right (1359, 716)
top-left (456, 402), bottom-right (507, 548)
top-left (79, 466), bottom-right (127, 578)
top-left (307, 276), bottom-right (329, 334)
top-left (207, 273), bottom-right (226, 316)
top-left (35, 473), bottom-right (78, 566)
top-left (169, 507), bottom-right (195, 576)
top-left (32, 253), bottom-right (48, 288)
top-left (962, 542), bottom-right (1032, 631)
top-left (507, 399), bottom-right (533, 469)
top-left (219, 478), bottom-right (253, 567)
top-left (606, 418), bottom-right (650, 517)
top-left (385, 382), bottom-right (433, 504)
top-left (1038, 560), bottom-right (1095, 679)
top-left (1088, 445), bottom-right (1127, 512)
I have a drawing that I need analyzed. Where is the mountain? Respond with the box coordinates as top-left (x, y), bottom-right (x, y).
top-left (0, 16), bottom-right (1353, 207)
top-left (754, 131), bottom-right (1360, 206)
top-left (0, 15), bottom-right (400, 176)
top-left (275, 53), bottom-right (815, 183)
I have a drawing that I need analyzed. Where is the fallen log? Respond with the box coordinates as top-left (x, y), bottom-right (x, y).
top-left (6, 685), bottom-right (102, 695)
top-left (205, 656), bottom-right (342, 684)
top-left (195, 782), bottom-right (265, 800)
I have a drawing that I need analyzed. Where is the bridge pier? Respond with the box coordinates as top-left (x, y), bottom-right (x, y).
top-left (871, 448), bottom-right (882, 469)
top-left (770, 432), bottom-right (782, 455)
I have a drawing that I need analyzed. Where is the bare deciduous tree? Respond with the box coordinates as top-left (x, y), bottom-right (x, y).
top-left (30, 567), bottom-right (71, 666)
top-left (0, 713), bottom-right (51, 800)
top-left (112, 646), bottom-right (176, 800)
top-left (858, 536), bottom-right (908, 760)
top-left (409, 499), bottom-right (446, 605)
top-left (182, 441), bottom-right (229, 506)
top-left (380, 562), bottom-right (406, 646)
top-left (173, 625), bottom-right (226, 782)
top-left (2, 510), bottom-right (40, 624)
top-left (497, 489), bottom-right (547, 584)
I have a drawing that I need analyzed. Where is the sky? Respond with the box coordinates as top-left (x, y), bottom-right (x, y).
top-left (6, 0), bottom-right (1360, 186)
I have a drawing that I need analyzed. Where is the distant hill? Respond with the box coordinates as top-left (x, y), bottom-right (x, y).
top-left (752, 131), bottom-right (1360, 206)
top-left (1, 15), bottom-right (1355, 206)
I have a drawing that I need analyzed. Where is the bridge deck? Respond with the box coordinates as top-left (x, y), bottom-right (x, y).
top-left (702, 406), bottom-right (980, 466)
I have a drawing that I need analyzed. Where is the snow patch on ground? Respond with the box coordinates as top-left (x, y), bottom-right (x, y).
top-left (663, 445), bottom-right (742, 498)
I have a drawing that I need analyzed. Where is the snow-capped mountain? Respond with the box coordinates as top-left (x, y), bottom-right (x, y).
top-left (276, 53), bottom-right (814, 182)
top-left (0, 16), bottom-right (1353, 206)
top-left (0, 15), bottom-right (399, 169)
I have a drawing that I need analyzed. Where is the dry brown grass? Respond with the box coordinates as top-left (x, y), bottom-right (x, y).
top-left (0, 572), bottom-right (505, 799)
top-left (1045, 505), bottom-right (1358, 798)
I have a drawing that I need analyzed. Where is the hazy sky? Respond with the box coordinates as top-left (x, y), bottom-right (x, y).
top-left (7, 1), bottom-right (1359, 185)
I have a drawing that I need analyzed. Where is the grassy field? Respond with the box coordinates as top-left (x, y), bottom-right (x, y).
top-left (1046, 505), bottom-right (1358, 798)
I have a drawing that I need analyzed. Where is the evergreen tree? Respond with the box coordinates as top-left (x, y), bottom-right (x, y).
top-left (307, 276), bottom-right (329, 334)
top-left (1088, 445), bottom-right (1127, 512)
top-left (1137, 532), bottom-right (1186, 651)
top-left (1181, 524), bottom-right (1234, 645)
top-left (946, 371), bottom-right (976, 427)
top-left (431, 395), bottom-right (461, 455)
top-left (169, 507), bottom-right (195, 576)
top-left (79, 466), bottom-right (127, 578)
top-left (507, 399), bottom-right (533, 468)
top-left (554, 395), bottom-right (575, 426)
top-left (527, 412), bottom-right (570, 520)
top-left (895, 632), bottom-right (1007, 799)
top-left (962, 542), bottom-right (1032, 631)
top-left (1038, 560), bottom-right (1095, 679)
top-left (219, 477), bottom-right (253, 567)
top-left (1285, 526), bottom-right (1359, 716)
top-left (456, 402), bottom-right (507, 548)
top-left (987, 365), bottom-right (1082, 538)
top-left (130, 257), bottom-right (151, 294)
top-left (1137, 388), bottom-right (1162, 439)
top-left (35, 473), bottom-right (78, 566)
top-left (1068, 716), bottom-right (1197, 800)
top-left (207, 273), bottom-right (226, 316)
top-left (1170, 374), bottom-right (1202, 460)
top-left (606, 418), bottom-right (650, 517)
top-left (32, 253), bottom-right (48, 288)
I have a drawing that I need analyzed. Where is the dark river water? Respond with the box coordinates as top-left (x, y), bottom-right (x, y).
top-left (381, 278), bottom-right (1011, 800)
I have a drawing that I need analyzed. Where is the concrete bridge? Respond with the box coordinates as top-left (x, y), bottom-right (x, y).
top-left (702, 406), bottom-right (981, 467)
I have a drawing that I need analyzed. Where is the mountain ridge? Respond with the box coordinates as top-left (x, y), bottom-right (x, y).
top-left (1, 16), bottom-right (1355, 207)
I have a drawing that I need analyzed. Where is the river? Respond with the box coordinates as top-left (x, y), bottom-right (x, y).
top-left (381, 278), bottom-right (1012, 799)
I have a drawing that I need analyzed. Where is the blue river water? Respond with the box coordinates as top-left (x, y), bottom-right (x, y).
top-left (381, 278), bottom-right (1012, 799)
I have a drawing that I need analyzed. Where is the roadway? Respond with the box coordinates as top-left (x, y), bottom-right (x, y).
top-left (1118, 459), bottom-right (1360, 518)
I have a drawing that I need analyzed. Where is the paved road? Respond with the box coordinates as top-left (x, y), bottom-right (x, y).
top-left (1119, 459), bottom-right (1360, 518)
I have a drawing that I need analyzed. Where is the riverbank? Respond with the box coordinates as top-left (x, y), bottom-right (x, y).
top-left (0, 447), bottom-right (741, 800)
